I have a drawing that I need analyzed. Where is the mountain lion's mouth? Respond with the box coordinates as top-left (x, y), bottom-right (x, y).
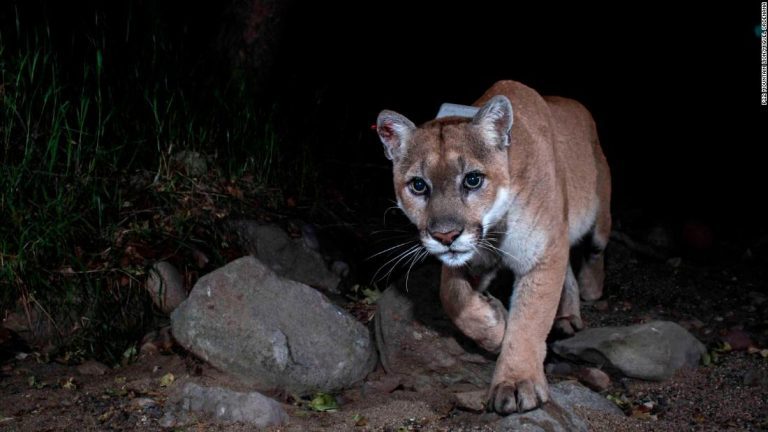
top-left (438, 249), bottom-right (474, 267)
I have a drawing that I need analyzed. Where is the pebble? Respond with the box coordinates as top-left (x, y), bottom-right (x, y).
top-left (132, 397), bottom-right (157, 409)
top-left (453, 390), bottom-right (486, 412)
top-left (77, 360), bottom-right (109, 376)
top-left (574, 367), bottom-right (611, 391)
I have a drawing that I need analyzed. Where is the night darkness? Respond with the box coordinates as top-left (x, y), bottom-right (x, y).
top-left (5, 1), bottom-right (764, 249)
top-left (271, 2), bottom-right (765, 249)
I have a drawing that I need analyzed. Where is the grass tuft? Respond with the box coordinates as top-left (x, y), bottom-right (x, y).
top-left (0, 6), bottom-right (293, 364)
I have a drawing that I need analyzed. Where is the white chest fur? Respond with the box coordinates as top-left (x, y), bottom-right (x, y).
top-left (496, 193), bottom-right (548, 275)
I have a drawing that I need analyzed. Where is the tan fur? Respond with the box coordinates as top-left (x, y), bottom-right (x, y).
top-left (376, 80), bottom-right (611, 414)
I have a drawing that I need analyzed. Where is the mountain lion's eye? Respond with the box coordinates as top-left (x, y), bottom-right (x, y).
top-left (409, 177), bottom-right (429, 195)
top-left (463, 172), bottom-right (484, 189)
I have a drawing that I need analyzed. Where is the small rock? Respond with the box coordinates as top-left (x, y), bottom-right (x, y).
top-left (158, 412), bottom-right (177, 428)
top-left (192, 248), bottom-right (209, 268)
top-left (593, 300), bottom-right (609, 312)
top-left (574, 367), bottom-right (611, 391)
top-left (646, 225), bottom-right (673, 250)
top-left (226, 221), bottom-right (340, 292)
top-left (125, 378), bottom-right (153, 395)
top-left (552, 321), bottom-right (706, 381)
top-left (170, 382), bottom-right (287, 427)
top-left (140, 326), bottom-right (174, 355)
top-left (331, 260), bottom-right (350, 278)
top-left (301, 223), bottom-right (321, 251)
top-left (146, 262), bottom-right (186, 314)
top-left (132, 397), bottom-right (157, 409)
top-left (666, 257), bottom-right (682, 268)
top-left (721, 328), bottom-right (753, 351)
top-left (139, 342), bottom-right (158, 356)
top-left (363, 373), bottom-right (404, 394)
top-left (77, 360), bottom-right (109, 376)
top-left (453, 390), bottom-right (486, 412)
top-left (170, 150), bottom-right (207, 177)
top-left (2, 313), bottom-right (28, 334)
top-left (128, 170), bottom-right (153, 191)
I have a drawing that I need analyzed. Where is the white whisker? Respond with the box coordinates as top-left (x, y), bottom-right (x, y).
top-left (380, 244), bottom-right (423, 283)
top-left (403, 247), bottom-right (427, 292)
top-left (477, 239), bottom-right (520, 264)
top-left (367, 239), bottom-right (418, 260)
top-left (372, 243), bottom-right (419, 278)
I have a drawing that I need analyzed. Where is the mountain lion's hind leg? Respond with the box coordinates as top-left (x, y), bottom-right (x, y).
top-left (578, 203), bottom-right (611, 302)
top-left (579, 150), bottom-right (611, 302)
top-left (553, 262), bottom-right (583, 335)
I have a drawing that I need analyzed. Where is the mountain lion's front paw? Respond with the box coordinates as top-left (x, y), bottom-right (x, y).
top-left (488, 368), bottom-right (549, 414)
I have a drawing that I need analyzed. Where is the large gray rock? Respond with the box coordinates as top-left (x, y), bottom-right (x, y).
top-left (171, 256), bottom-right (376, 394)
top-left (552, 321), bottom-right (705, 381)
top-left (165, 382), bottom-right (287, 427)
top-left (226, 221), bottom-right (340, 292)
top-left (497, 381), bottom-right (623, 432)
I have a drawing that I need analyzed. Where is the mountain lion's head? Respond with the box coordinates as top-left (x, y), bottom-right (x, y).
top-left (377, 96), bottom-right (514, 267)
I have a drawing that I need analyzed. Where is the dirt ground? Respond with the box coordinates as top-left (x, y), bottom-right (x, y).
top-left (1, 240), bottom-right (767, 431)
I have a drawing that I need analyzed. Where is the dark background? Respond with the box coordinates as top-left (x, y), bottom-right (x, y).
top-left (270, 2), bottom-right (765, 247)
top-left (4, 1), bottom-right (766, 251)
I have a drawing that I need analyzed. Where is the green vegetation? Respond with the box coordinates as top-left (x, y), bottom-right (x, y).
top-left (0, 10), bottom-right (290, 363)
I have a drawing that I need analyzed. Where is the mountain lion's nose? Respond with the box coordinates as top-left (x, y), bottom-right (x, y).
top-left (430, 229), bottom-right (462, 246)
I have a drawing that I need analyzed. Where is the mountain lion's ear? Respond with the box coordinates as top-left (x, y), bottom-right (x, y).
top-left (376, 110), bottom-right (416, 161)
top-left (472, 95), bottom-right (513, 149)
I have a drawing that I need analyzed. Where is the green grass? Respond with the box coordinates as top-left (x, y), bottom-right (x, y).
top-left (0, 12), bottom-right (290, 364)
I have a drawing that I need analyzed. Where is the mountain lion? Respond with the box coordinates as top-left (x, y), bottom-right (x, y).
top-left (376, 80), bottom-right (611, 414)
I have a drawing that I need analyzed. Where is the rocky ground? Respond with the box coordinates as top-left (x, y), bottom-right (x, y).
top-left (1, 226), bottom-right (767, 431)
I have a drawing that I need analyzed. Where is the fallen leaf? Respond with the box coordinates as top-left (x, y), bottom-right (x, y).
top-left (159, 373), bottom-right (175, 387)
top-left (606, 393), bottom-right (630, 410)
top-left (362, 287), bottom-right (382, 304)
top-left (98, 408), bottom-right (115, 422)
top-left (61, 377), bottom-right (77, 390)
top-left (27, 375), bottom-right (46, 389)
top-left (123, 345), bottom-right (137, 361)
top-left (714, 342), bottom-right (732, 353)
top-left (309, 392), bottom-right (339, 412)
top-left (352, 413), bottom-right (368, 427)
